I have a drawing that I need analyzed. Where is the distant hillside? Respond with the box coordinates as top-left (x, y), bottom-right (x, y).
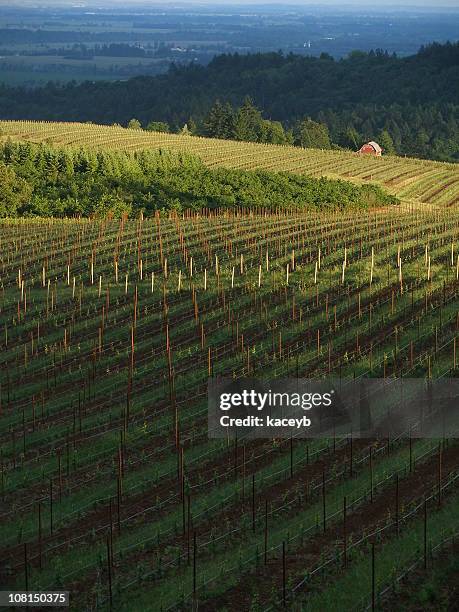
top-left (0, 42), bottom-right (458, 162)
top-left (1, 120), bottom-right (458, 208)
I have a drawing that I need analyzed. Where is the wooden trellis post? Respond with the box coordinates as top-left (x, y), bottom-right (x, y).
top-left (282, 541), bottom-right (286, 607)
top-left (370, 247), bottom-right (374, 285)
top-left (371, 543), bottom-right (376, 612)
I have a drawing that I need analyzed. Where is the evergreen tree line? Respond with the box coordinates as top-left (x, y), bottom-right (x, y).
top-left (127, 97), bottom-right (457, 162)
top-left (126, 99), bottom-right (294, 145)
top-left (199, 98), bottom-right (399, 153)
top-left (0, 42), bottom-right (458, 161)
top-left (0, 140), bottom-right (398, 218)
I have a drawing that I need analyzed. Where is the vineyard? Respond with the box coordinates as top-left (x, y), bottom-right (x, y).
top-left (1, 209), bottom-right (459, 610)
top-left (1, 120), bottom-right (459, 209)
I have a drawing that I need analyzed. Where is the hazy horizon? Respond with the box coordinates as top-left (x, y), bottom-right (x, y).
top-left (96, 0), bottom-right (457, 6)
top-left (82, 1), bottom-right (457, 5)
top-left (1, 0), bottom-right (459, 7)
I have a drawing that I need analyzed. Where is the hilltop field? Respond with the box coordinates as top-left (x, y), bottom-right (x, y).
top-left (1, 120), bottom-right (458, 210)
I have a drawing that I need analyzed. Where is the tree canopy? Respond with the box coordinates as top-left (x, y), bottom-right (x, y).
top-left (0, 42), bottom-right (458, 161)
top-left (0, 140), bottom-right (398, 218)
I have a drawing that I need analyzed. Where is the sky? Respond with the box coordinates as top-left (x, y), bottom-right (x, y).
top-left (90, 0), bottom-right (459, 8)
top-left (297, 0), bottom-right (459, 4)
top-left (96, 0), bottom-right (459, 4)
top-left (4, 0), bottom-right (459, 7)
top-left (11, 0), bottom-right (458, 5)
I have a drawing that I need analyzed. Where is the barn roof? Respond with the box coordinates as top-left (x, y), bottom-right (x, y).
top-left (367, 141), bottom-right (382, 153)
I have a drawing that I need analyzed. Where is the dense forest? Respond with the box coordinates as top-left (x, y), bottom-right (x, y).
top-left (0, 140), bottom-right (397, 218)
top-left (0, 42), bottom-right (458, 161)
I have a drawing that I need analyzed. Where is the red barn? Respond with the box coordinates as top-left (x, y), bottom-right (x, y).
top-left (358, 141), bottom-right (383, 156)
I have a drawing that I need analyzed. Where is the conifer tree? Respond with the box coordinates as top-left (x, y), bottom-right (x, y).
top-left (379, 129), bottom-right (396, 155)
top-left (204, 100), bottom-right (236, 139)
top-left (234, 97), bottom-right (264, 142)
top-left (298, 118), bottom-right (331, 149)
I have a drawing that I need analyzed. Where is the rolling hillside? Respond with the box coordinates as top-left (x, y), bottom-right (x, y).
top-left (1, 120), bottom-right (458, 208)
top-left (1, 120), bottom-right (459, 610)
